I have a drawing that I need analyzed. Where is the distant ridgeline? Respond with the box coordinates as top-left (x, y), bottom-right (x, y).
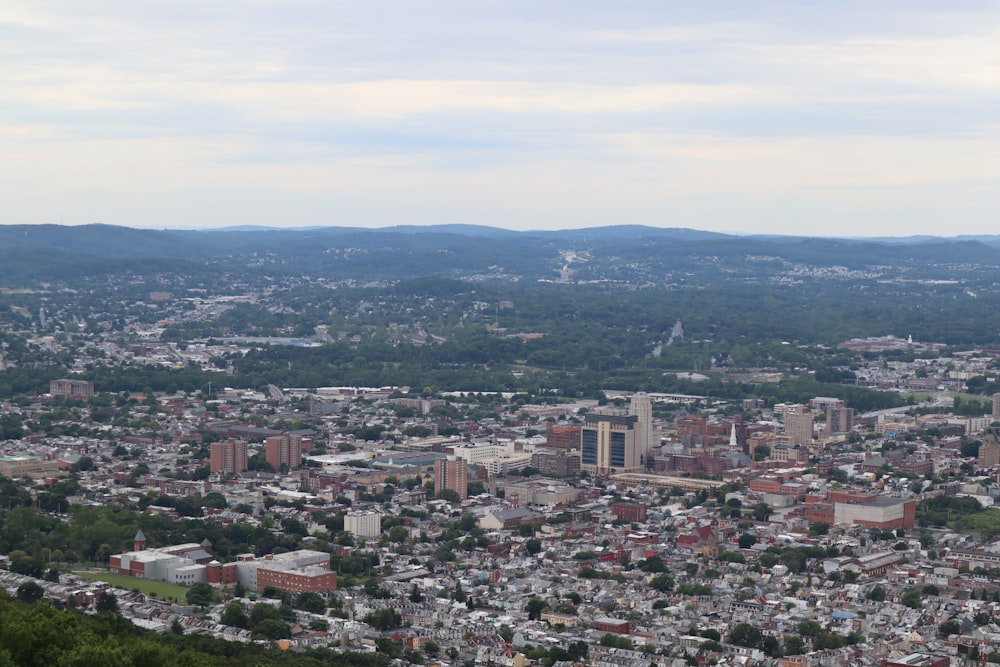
top-left (1, 223), bottom-right (1000, 404)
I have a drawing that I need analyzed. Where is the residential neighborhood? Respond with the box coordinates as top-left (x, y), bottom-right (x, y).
top-left (4, 350), bottom-right (1000, 666)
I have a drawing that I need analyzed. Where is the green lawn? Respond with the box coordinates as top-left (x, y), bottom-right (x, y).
top-left (72, 571), bottom-right (191, 603)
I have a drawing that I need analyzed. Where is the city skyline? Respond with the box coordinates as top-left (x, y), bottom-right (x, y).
top-left (1, 2), bottom-right (998, 237)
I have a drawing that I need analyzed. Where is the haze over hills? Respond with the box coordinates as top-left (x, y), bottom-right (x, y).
top-left (2, 223), bottom-right (1000, 286)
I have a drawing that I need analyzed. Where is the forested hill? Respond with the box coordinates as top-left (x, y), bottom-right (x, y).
top-left (1, 223), bottom-right (1000, 286)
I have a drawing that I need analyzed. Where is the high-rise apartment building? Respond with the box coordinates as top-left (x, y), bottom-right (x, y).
top-left (210, 439), bottom-right (248, 474)
top-left (581, 414), bottom-right (640, 476)
top-left (979, 435), bottom-right (1000, 469)
top-left (629, 392), bottom-right (654, 465)
top-left (265, 433), bottom-right (307, 472)
top-left (992, 393), bottom-right (1000, 421)
top-left (826, 406), bottom-right (855, 434)
top-left (434, 456), bottom-right (468, 500)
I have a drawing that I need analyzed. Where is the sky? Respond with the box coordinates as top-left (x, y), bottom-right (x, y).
top-left (2, 1), bottom-right (999, 236)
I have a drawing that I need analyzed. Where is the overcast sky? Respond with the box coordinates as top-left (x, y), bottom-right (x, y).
top-left (2, 1), bottom-right (999, 236)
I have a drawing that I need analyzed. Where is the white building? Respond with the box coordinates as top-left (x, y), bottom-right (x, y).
top-left (345, 510), bottom-right (383, 539)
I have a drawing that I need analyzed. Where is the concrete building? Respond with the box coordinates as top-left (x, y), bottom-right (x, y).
top-left (826, 405), bottom-right (855, 434)
top-left (784, 409), bottom-right (815, 445)
top-left (345, 510), bottom-right (383, 539)
top-left (979, 435), bottom-right (1000, 468)
top-left (49, 378), bottom-right (94, 399)
top-left (0, 456), bottom-right (60, 479)
top-left (834, 497), bottom-right (916, 529)
top-left (111, 537), bottom-right (336, 594)
top-left (580, 414), bottom-right (640, 476)
top-left (629, 392), bottom-right (654, 465)
top-left (110, 533), bottom-right (213, 586)
top-left (993, 393), bottom-right (1000, 421)
top-left (209, 438), bottom-right (248, 475)
top-left (503, 477), bottom-right (581, 509)
top-left (434, 456), bottom-right (468, 500)
top-left (531, 447), bottom-right (580, 477)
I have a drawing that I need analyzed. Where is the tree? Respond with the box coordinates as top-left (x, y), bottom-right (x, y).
top-left (16, 581), bottom-right (43, 604)
top-left (938, 619), bottom-right (960, 638)
top-left (185, 582), bottom-right (214, 608)
top-left (252, 619), bottom-right (291, 640)
top-left (409, 584), bottom-right (424, 603)
top-left (525, 596), bottom-right (548, 621)
top-left (95, 590), bottom-right (119, 614)
top-left (783, 635), bottom-right (806, 656)
top-left (296, 591), bottom-right (326, 614)
top-left (867, 585), bottom-right (886, 602)
top-left (726, 622), bottom-right (762, 649)
top-left (221, 601), bottom-right (249, 629)
top-left (363, 608), bottom-right (403, 630)
top-left (738, 533), bottom-right (758, 549)
top-left (638, 555), bottom-right (666, 572)
top-left (797, 620), bottom-right (822, 637)
top-left (650, 572), bottom-right (675, 592)
top-left (525, 538), bottom-right (542, 555)
top-left (901, 587), bottom-right (923, 609)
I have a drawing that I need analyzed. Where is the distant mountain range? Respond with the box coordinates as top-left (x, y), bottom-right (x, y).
top-left (2, 223), bottom-right (999, 285)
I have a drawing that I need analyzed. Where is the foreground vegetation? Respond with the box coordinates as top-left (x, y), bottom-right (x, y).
top-left (0, 593), bottom-right (390, 667)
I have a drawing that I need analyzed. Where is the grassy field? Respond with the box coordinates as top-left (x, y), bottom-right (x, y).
top-left (72, 571), bottom-right (190, 603)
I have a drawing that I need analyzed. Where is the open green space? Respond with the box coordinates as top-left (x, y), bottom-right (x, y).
top-left (72, 570), bottom-right (190, 603)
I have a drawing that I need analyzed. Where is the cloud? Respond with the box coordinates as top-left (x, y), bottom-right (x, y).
top-left (0, 1), bottom-right (998, 234)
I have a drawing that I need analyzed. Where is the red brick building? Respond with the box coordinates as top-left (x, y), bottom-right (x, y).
top-left (611, 502), bottom-right (647, 523)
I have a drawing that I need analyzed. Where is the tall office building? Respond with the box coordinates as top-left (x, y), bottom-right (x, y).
top-left (992, 393), bottom-right (1000, 421)
top-left (581, 414), bottom-right (640, 476)
top-left (629, 392), bottom-right (654, 465)
top-left (784, 409), bottom-right (815, 445)
top-left (265, 433), bottom-right (306, 472)
top-left (434, 456), bottom-right (468, 500)
top-left (210, 439), bottom-right (249, 474)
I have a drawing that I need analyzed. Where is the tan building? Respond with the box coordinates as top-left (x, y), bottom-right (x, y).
top-left (433, 456), bottom-right (468, 500)
top-left (784, 410), bottom-right (815, 445)
top-left (580, 414), bottom-right (640, 476)
top-left (629, 392), bottom-right (654, 464)
top-left (0, 456), bottom-right (60, 479)
top-left (993, 393), bottom-right (1000, 421)
top-left (49, 379), bottom-right (94, 399)
top-left (980, 435), bottom-right (1000, 468)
